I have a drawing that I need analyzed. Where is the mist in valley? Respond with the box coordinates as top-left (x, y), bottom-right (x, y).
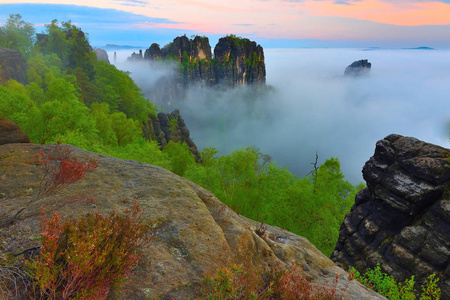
top-left (111, 48), bottom-right (450, 184)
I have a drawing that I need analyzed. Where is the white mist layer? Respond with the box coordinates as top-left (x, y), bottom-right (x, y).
top-left (110, 48), bottom-right (450, 184)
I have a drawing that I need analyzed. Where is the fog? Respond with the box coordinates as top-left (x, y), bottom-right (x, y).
top-left (110, 48), bottom-right (450, 184)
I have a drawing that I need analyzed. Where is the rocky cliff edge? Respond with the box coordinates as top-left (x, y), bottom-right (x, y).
top-left (331, 134), bottom-right (450, 298)
top-left (0, 143), bottom-right (383, 299)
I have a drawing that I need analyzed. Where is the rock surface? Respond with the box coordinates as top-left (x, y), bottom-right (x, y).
top-left (344, 59), bottom-right (371, 77)
top-left (0, 48), bottom-right (26, 84)
top-left (0, 116), bottom-right (30, 145)
top-left (129, 35), bottom-right (266, 106)
top-left (95, 48), bottom-right (110, 63)
top-left (0, 143), bottom-right (384, 299)
top-left (143, 109), bottom-right (200, 161)
top-left (331, 134), bottom-right (450, 298)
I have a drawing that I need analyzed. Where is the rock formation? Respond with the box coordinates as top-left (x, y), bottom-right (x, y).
top-left (143, 109), bottom-right (200, 161)
top-left (95, 48), bottom-right (110, 64)
top-left (0, 116), bottom-right (30, 145)
top-left (331, 134), bottom-right (450, 298)
top-left (0, 143), bottom-right (384, 299)
top-left (344, 59), bottom-right (371, 77)
top-left (0, 48), bottom-right (26, 84)
top-left (128, 35), bottom-right (266, 106)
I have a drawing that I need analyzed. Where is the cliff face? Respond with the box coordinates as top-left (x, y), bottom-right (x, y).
top-left (143, 109), bottom-right (200, 161)
top-left (0, 48), bottom-right (26, 84)
top-left (130, 35), bottom-right (266, 106)
top-left (213, 35), bottom-right (266, 86)
top-left (331, 134), bottom-right (450, 297)
top-left (0, 143), bottom-right (384, 299)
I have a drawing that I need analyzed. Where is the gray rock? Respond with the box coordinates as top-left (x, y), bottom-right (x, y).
top-left (332, 134), bottom-right (450, 298)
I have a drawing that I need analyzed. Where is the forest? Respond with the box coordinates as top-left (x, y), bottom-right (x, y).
top-left (0, 14), bottom-right (363, 257)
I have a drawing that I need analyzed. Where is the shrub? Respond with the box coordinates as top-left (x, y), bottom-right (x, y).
top-left (199, 264), bottom-right (272, 300)
top-left (349, 264), bottom-right (441, 300)
top-left (1, 144), bottom-right (98, 227)
top-left (199, 264), bottom-right (352, 300)
top-left (35, 143), bottom-right (99, 194)
top-left (26, 202), bottom-right (149, 299)
top-left (272, 266), bottom-right (351, 300)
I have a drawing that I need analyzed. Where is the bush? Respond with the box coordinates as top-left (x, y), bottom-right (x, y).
top-left (199, 264), bottom-right (352, 300)
top-left (349, 264), bottom-right (441, 300)
top-left (199, 264), bottom-right (272, 299)
top-left (26, 202), bottom-right (149, 299)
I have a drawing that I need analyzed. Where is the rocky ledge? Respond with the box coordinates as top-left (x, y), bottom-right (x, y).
top-left (331, 134), bottom-right (450, 298)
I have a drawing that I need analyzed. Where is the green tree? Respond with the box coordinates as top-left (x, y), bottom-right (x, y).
top-left (40, 97), bottom-right (97, 144)
top-left (90, 102), bottom-right (118, 146)
top-left (110, 111), bottom-right (142, 146)
top-left (163, 141), bottom-right (196, 176)
top-left (0, 14), bottom-right (35, 56)
top-left (0, 85), bottom-right (43, 142)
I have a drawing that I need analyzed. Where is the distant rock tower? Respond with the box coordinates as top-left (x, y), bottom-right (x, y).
top-left (344, 59), bottom-right (371, 76)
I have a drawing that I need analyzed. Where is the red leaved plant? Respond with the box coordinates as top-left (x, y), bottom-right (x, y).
top-left (35, 143), bottom-right (99, 194)
top-left (199, 263), bottom-right (353, 300)
top-left (1, 144), bottom-right (98, 227)
top-left (26, 202), bottom-right (149, 300)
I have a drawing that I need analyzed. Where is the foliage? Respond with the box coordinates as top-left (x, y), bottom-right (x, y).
top-left (0, 84), bottom-right (44, 143)
top-left (421, 274), bottom-right (441, 300)
top-left (349, 264), bottom-right (441, 300)
top-left (163, 141), bottom-right (196, 176)
top-left (199, 264), bottom-right (273, 299)
top-left (199, 264), bottom-right (352, 300)
top-left (26, 202), bottom-right (148, 299)
top-left (34, 143), bottom-right (98, 193)
top-left (225, 34), bottom-right (251, 48)
top-left (0, 14), bottom-right (35, 56)
top-left (186, 147), bottom-right (360, 256)
top-left (1, 15), bottom-right (363, 258)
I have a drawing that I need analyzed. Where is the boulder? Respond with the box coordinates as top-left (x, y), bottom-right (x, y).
top-left (0, 143), bottom-right (384, 299)
top-left (331, 134), bottom-right (450, 298)
top-left (0, 116), bottom-right (30, 145)
top-left (344, 59), bottom-right (371, 77)
top-left (95, 48), bottom-right (110, 63)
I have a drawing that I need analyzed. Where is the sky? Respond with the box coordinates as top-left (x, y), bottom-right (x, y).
top-left (1, 0), bottom-right (450, 48)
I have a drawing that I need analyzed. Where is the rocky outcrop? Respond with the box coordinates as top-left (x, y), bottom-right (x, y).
top-left (331, 134), bottom-right (450, 297)
top-left (0, 116), bottom-right (30, 145)
top-left (130, 35), bottom-right (266, 106)
top-left (144, 43), bottom-right (163, 60)
top-left (95, 48), bottom-right (110, 63)
top-left (0, 143), bottom-right (384, 299)
top-left (344, 59), bottom-right (371, 76)
top-left (159, 35), bottom-right (212, 62)
top-left (128, 49), bottom-right (144, 61)
top-left (0, 48), bottom-right (26, 84)
top-left (143, 110), bottom-right (200, 161)
top-left (213, 35), bottom-right (266, 86)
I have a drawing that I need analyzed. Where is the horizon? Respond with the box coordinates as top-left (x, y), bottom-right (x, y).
top-left (0, 1), bottom-right (450, 49)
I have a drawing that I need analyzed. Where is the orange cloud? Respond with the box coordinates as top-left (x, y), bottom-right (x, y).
top-left (303, 0), bottom-right (450, 26)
